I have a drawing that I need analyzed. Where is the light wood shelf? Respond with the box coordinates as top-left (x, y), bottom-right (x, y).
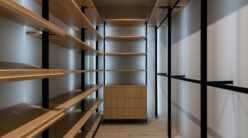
top-left (105, 19), bottom-right (147, 26)
top-left (105, 52), bottom-right (146, 56)
top-left (75, 113), bottom-right (102, 138)
top-left (49, 99), bottom-right (102, 138)
top-left (0, 0), bottom-right (100, 52)
top-left (0, 0), bottom-right (65, 36)
top-left (35, 0), bottom-right (102, 40)
top-left (74, 0), bottom-right (103, 26)
top-left (105, 36), bottom-right (146, 41)
top-left (148, 0), bottom-right (190, 26)
top-left (0, 103), bottom-right (64, 138)
top-left (50, 85), bottom-right (102, 110)
top-left (105, 69), bottom-right (146, 72)
top-left (0, 62), bottom-right (65, 82)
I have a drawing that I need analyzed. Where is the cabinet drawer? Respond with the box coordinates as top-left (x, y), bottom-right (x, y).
top-left (104, 87), bottom-right (128, 98)
top-left (104, 98), bottom-right (128, 109)
top-left (104, 109), bottom-right (128, 119)
top-left (128, 98), bottom-right (147, 109)
top-left (128, 109), bottom-right (147, 119)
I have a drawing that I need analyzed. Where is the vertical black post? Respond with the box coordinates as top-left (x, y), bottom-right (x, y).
top-left (201, 0), bottom-right (208, 138)
top-left (167, 7), bottom-right (172, 138)
top-left (103, 22), bottom-right (106, 85)
top-left (155, 26), bottom-right (158, 118)
top-left (96, 26), bottom-right (99, 98)
top-left (42, 0), bottom-right (49, 137)
top-left (80, 7), bottom-right (86, 131)
top-left (145, 22), bottom-right (148, 85)
top-left (95, 26), bottom-right (99, 112)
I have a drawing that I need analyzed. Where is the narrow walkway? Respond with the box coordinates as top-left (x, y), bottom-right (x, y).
top-left (95, 119), bottom-right (179, 138)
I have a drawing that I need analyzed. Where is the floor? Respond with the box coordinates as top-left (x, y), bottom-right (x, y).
top-left (95, 119), bottom-right (180, 138)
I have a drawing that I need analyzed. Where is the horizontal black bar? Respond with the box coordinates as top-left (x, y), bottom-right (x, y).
top-left (172, 75), bottom-right (186, 78)
top-left (172, 76), bottom-right (201, 84)
top-left (207, 83), bottom-right (248, 94)
top-left (157, 73), bottom-right (168, 76)
top-left (159, 6), bottom-right (183, 9)
top-left (207, 81), bottom-right (233, 85)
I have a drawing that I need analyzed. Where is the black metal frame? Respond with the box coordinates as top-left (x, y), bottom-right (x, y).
top-left (103, 22), bottom-right (106, 85)
top-left (145, 22), bottom-right (148, 85)
top-left (96, 26), bottom-right (99, 99)
top-left (42, 0), bottom-right (49, 137)
top-left (157, 0), bottom-right (248, 138)
top-left (155, 26), bottom-right (158, 118)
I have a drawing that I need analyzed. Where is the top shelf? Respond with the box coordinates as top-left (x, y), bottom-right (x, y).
top-left (35, 0), bottom-right (102, 40)
top-left (105, 19), bottom-right (147, 26)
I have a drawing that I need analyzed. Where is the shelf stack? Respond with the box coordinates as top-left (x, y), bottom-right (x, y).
top-left (0, 0), bottom-right (103, 137)
top-left (104, 19), bottom-right (147, 120)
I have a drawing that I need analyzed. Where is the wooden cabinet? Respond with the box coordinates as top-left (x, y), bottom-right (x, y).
top-left (104, 85), bottom-right (147, 119)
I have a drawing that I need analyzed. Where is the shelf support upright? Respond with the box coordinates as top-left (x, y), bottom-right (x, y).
top-left (167, 7), bottom-right (172, 138)
top-left (42, 0), bottom-right (49, 137)
top-left (103, 22), bottom-right (106, 85)
top-left (145, 22), bottom-right (148, 85)
top-left (155, 26), bottom-right (158, 118)
top-left (96, 26), bottom-right (99, 112)
top-left (201, 0), bottom-right (208, 137)
top-left (80, 7), bottom-right (86, 131)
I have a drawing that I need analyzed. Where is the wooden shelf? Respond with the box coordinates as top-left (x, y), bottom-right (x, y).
top-left (50, 85), bottom-right (102, 110)
top-left (105, 69), bottom-right (146, 72)
top-left (75, 113), bottom-right (102, 138)
top-left (105, 52), bottom-right (146, 56)
top-left (0, 62), bottom-right (65, 82)
top-left (0, 103), bottom-right (64, 138)
top-left (105, 19), bottom-right (147, 26)
top-left (74, 0), bottom-right (103, 26)
top-left (148, 0), bottom-right (190, 26)
top-left (105, 36), bottom-right (146, 41)
top-left (49, 99), bottom-right (102, 138)
top-left (35, 0), bottom-right (102, 40)
top-left (0, 0), bottom-right (65, 36)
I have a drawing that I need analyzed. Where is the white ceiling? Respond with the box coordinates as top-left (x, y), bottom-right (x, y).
top-left (93, 0), bottom-right (156, 6)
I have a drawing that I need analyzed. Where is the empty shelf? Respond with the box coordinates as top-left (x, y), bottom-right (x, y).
top-left (105, 52), bottom-right (146, 56)
top-left (105, 69), bottom-right (146, 72)
top-left (0, 103), bottom-right (64, 138)
top-left (105, 19), bottom-right (147, 26)
top-left (0, 62), bottom-right (65, 82)
top-left (35, 0), bottom-right (102, 40)
top-left (0, 0), bottom-right (65, 36)
top-left (50, 85), bottom-right (102, 110)
top-left (75, 113), bottom-right (102, 138)
top-left (105, 36), bottom-right (146, 41)
top-left (49, 99), bottom-right (102, 138)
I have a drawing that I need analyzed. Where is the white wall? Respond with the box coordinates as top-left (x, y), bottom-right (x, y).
top-left (158, 0), bottom-right (248, 137)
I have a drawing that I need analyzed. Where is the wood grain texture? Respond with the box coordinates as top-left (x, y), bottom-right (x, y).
top-left (0, 104), bottom-right (64, 138)
top-left (105, 19), bottom-right (147, 26)
top-left (35, 0), bottom-right (102, 40)
top-left (105, 36), bottom-right (146, 41)
top-left (104, 85), bottom-right (147, 119)
top-left (0, 0), bottom-right (65, 36)
top-left (50, 99), bottom-right (102, 138)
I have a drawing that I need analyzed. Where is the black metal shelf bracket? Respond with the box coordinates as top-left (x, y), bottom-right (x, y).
top-left (155, 26), bottom-right (158, 118)
top-left (145, 21), bottom-right (148, 85)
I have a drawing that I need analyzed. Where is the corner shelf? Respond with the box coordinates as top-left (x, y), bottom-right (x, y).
top-left (0, 62), bottom-right (65, 82)
top-left (35, 0), bottom-right (102, 40)
top-left (105, 19), bottom-right (147, 26)
top-left (49, 99), bottom-right (102, 138)
top-left (105, 52), bottom-right (146, 56)
top-left (49, 85), bottom-right (102, 110)
top-left (105, 36), bottom-right (146, 41)
top-left (0, 103), bottom-right (64, 138)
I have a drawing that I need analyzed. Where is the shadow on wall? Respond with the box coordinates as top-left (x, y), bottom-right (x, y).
top-left (172, 0), bottom-right (248, 44)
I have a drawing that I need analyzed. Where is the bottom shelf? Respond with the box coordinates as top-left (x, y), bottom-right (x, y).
top-left (75, 113), bottom-right (102, 138)
top-left (49, 99), bottom-right (102, 138)
top-left (0, 103), bottom-right (63, 138)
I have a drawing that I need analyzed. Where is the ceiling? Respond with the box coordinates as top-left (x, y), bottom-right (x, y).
top-left (93, 0), bottom-right (157, 19)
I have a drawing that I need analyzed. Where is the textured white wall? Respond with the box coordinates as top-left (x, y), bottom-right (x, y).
top-left (158, 0), bottom-right (248, 137)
